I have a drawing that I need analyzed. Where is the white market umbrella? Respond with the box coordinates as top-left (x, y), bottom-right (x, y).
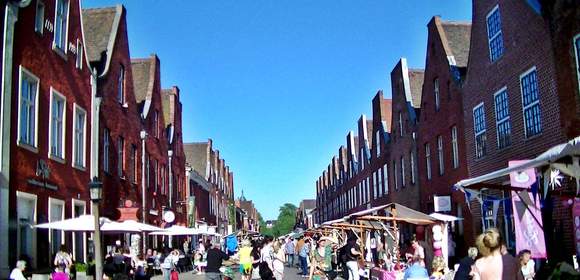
top-left (105, 220), bottom-right (164, 232)
top-left (149, 225), bottom-right (198, 236)
top-left (429, 213), bottom-right (463, 222)
top-left (35, 215), bottom-right (112, 232)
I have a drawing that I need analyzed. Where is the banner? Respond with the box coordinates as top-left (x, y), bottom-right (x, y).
top-left (509, 161), bottom-right (546, 259)
top-left (434, 196), bottom-right (451, 212)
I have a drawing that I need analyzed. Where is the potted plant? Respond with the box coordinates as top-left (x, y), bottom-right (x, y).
top-left (75, 263), bottom-right (88, 280)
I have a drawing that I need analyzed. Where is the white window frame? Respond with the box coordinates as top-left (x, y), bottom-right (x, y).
top-left (378, 168), bottom-right (383, 197)
top-left (76, 39), bottom-right (83, 70)
top-left (118, 65), bottom-right (125, 104)
top-left (49, 88), bottom-right (66, 162)
top-left (17, 66), bottom-right (40, 151)
top-left (35, 0), bottom-right (45, 34)
top-left (425, 143), bottom-right (432, 180)
top-left (434, 78), bottom-right (440, 111)
top-left (520, 67), bottom-right (542, 138)
top-left (473, 103), bottom-right (487, 159)
top-left (53, 0), bottom-right (70, 53)
top-left (383, 164), bottom-right (389, 194)
top-left (574, 33), bottom-right (580, 96)
top-left (375, 131), bottom-right (380, 157)
top-left (103, 128), bottom-right (110, 173)
top-left (486, 5), bottom-right (503, 62)
top-left (401, 156), bottom-right (406, 187)
top-left (437, 135), bottom-right (444, 175)
top-left (16, 191), bottom-right (37, 268)
top-left (118, 137), bottom-right (124, 178)
top-left (398, 112), bottom-right (403, 136)
top-left (72, 104), bottom-right (86, 169)
top-left (71, 199), bottom-right (86, 262)
top-left (360, 147), bottom-right (365, 170)
top-left (48, 197), bottom-right (65, 257)
top-left (410, 151), bottom-right (416, 184)
top-left (366, 177), bottom-right (370, 203)
top-left (451, 126), bottom-right (459, 168)
top-left (393, 161), bottom-right (398, 190)
top-left (494, 87), bottom-right (511, 148)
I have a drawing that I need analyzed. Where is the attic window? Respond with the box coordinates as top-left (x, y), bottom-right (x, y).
top-left (117, 65), bottom-right (125, 104)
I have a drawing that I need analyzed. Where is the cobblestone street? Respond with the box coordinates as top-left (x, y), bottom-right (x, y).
top-left (151, 266), bottom-right (308, 280)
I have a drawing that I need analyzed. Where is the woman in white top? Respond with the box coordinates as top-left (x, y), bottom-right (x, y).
top-left (10, 261), bottom-right (27, 280)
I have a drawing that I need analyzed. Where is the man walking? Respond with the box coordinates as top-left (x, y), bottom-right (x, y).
top-left (205, 241), bottom-right (230, 280)
top-left (285, 238), bottom-right (295, 267)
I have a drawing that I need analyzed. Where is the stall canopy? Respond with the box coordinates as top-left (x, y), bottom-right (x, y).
top-left (352, 203), bottom-right (439, 225)
top-left (35, 215), bottom-right (160, 233)
top-left (455, 136), bottom-right (580, 189)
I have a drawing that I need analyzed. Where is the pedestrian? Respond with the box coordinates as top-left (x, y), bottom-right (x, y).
top-left (470, 228), bottom-right (522, 280)
top-left (183, 240), bottom-right (190, 255)
top-left (134, 254), bottom-right (149, 280)
top-left (410, 236), bottom-right (426, 267)
top-left (370, 231), bottom-right (378, 266)
top-left (9, 260), bottom-right (28, 280)
top-left (312, 237), bottom-right (335, 280)
top-left (453, 247), bottom-right (477, 280)
top-left (285, 238), bottom-right (296, 267)
top-left (344, 237), bottom-right (361, 280)
top-left (251, 240), bottom-right (262, 280)
top-left (53, 245), bottom-right (73, 276)
top-left (518, 249), bottom-right (535, 280)
top-left (260, 236), bottom-right (276, 280)
top-left (239, 239), bottom-right (254, 280)
top-left (160, 248), bottom-right (175, 280)
top-left (272, 240), bottom-right (285, 280)
top-left (205, 241), bottom-right (230, 280)
top-left (298, 239), bottom-right (311, 277)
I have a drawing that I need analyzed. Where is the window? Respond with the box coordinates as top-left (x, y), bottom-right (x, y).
top-left (130, 145), bottom-right (137, 183)
top-left (18, 67), bottom-right (39, 148)
top-left (494, 88), bottom-right (511, 148)
top-left (154, 110), bottom-right (160, 138)
top-left (54, 0), bottom-right (68, 51)
top-left (48, 198), bottom-right (64, 256)
top-left (360, 147), bottom-right (365, 170)
top-left (375, 131), bottom-right (381, 157)
top-left (383, 164), bottom-right (389, 194)
top-left (398, 112), bottom-right (403, 136)
top-left (373, 172), bottom-right (378, 199)
top-left (117, 65), bottom-right (125, 104)
top-left (437, 136), bottom-right (444, 175)
top-left (117, 137), bottom-right (124, 177)
top-left (161, 165), bottom-right (166, 194)
top-left (73, 105), bottom-right (86, 168)
top-left (401, 156), bottom-right (406, 187)
top-left (49, 89), bottom-right (66, 160)
top-left (393, 161), bottom-right (398, 190)
top-left (425, 143), bottom-right (432, 180)
top-left (76, 40), bottom-right (83, 69)
top-left (410, 151), bottom-right (416, 184)
top-left (575, 34), bottom-right (580, 95)
top-left (378, 168), bottom-right (383, 197)
top-left (366, 177), bottom-right (370, 202)
top-left (520, 68), bottom-right (542, 137)
top-left (473, 104), bottom-right (487, 159)
top-left (35, 1), bottom-right (44, 34)
top-left (153, 159), bottom-right (158, 192)
top-left (434, 78), bottom-right (440, 111)
top-left (103, 128), bottom-right (110, 173)
top-left (486, 6), bottom-right (504, 62)
top-left (451, 126), bottom-right (459, 168)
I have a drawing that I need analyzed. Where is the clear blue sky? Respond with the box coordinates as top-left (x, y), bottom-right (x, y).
top-left (83, 0), bottom-right (472, 220)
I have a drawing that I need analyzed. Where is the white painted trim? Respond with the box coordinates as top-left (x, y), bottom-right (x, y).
top-left (493, 87), bottom-right (510, 148)
top-left (52, 0), bottom-right (70, 54)
top-left (519, 66), bottom-right (540, 138)
top-left (49, 87), bottom-right (67, 162)
top-left (437, 135), bottom-right (444, 175)
top-left (486, 5), bottom-right (502, 62)
top-left (75, 39), bottom-right (83, 70)
top-left (574, 33), bottom-right (580, 97)
top-left (451, 126), bottom-right (459, 168)
top-left (48, 197), bottom-right (65, 256)
top-left (71, 199), bottom-right (86, 262)
top-left (425, 142), bottom-right (432, 180)
top-left (17, 66), bottom-right (40, 151)
top-left (98, 5), bottom-right (123, 77)
top-left (16, 191), bottom-right (38, 268)
top-left (72, 103), bottom-right (87, 169)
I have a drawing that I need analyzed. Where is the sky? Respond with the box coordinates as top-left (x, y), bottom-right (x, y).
top-left (83, 0), bottom-right (472, 220)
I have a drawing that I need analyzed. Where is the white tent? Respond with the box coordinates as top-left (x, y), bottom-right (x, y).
top-left (149, 225), bottom-right (198, 236)
top-left (104, 220), bottom-right (164, 232)
top-left (429, 213), bottom-right (463, 222)
top-left (36, 215), bottom-right (111, 232)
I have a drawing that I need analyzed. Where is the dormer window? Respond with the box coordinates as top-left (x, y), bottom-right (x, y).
top-left (434, 78), bottom-right (440, 111)
top-left (53, 0), bottom-right (68, 52)
top-left (487, 5), bottom-right (504, 62)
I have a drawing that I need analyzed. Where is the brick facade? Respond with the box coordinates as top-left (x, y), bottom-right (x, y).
top-left (8, 0), bottom-right (92, 269)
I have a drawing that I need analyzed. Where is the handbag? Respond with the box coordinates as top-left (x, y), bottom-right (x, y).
top-left (259, 261), bottom-right (273, 279)
top-left (170, 270), bottom-right (179, 280)
top-left (251, 265), bottom-right (261, 280)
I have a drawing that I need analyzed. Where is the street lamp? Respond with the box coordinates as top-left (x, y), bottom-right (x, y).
top-left (89, 177), bottom-right (103, 280)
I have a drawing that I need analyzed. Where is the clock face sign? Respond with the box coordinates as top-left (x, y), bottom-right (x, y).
top-left (164, 211), bottom-right (175, 223)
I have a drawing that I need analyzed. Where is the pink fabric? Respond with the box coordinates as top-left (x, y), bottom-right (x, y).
top-left (51, 272), bottom-right (69, 280)
top-left (511, 191), bottom-right (547, 259)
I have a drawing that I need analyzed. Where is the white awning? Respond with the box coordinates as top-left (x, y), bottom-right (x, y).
top-left (455, 136), bottom-right (580, 188)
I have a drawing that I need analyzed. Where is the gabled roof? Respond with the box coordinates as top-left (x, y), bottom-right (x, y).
top-left (184, 142), bottom-right (210, 179)
top-left (82, 5), bottom-right (122, 72)
top-left (380, 99), bottom-right (393, 133)
top-left (438, 19), bottom-right (472, 68)
top-left (408, 69), bottom-right (425, 108)
top-left (131, 56), bottom-right (156, 104)
top-left (366, 119), bottom-right (374, 147)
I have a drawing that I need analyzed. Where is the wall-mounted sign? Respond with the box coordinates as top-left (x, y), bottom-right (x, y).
top-left (434, 195), bottom-right (451, 212)
top-left (163, 210), bottom-right (175, 223)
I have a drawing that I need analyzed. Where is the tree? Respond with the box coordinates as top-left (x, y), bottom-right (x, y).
top-left (259, 203), bottom-right (297, 237)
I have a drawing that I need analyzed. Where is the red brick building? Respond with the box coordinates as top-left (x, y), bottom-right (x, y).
top-left (416, 17), bottom-right (475, 251)
top-left (461, 0), bottom-right (570, 258)
top-left (132, 55), bottom-right (170, 232)
top-left (369, 91), bottom-right (392, 207)
top-left (6, 0), bottom-right (93, 270)
top-left (162, 86), bottom-right (186, 225)
top-left (83, 5), bottom-right (144, 223)
top-left (387, 59), bottom-right (423, 212)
